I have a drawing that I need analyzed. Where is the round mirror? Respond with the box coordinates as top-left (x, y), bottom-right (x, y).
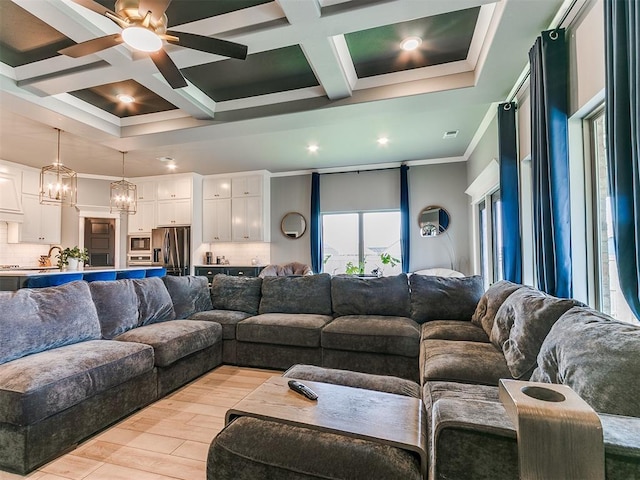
top-left (281, 212), bottom-right (307, 239)
top-left (419, 206), bottom-right (450, 237)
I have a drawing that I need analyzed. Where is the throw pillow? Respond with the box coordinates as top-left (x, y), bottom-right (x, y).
top-left (331, 274), bottom-right (410, 317)
top-left (211, 274), bottom-right (262, 314)
top-left (471, 280), bottom-right (524, 336)
top-left (531, 307), bottom-right (640, 417)
top-left (409, 274), bottom-right (484, 323)
top-left (163, 275), bottom-right (213, 319)
top-left (495, 288), bottom-right (582, 379)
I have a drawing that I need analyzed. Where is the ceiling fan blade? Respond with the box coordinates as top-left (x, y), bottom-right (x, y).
top-left (58, 34), bottom-right (122, 58)
top-left (166, 31), bottom-right (248, 60)
top-left (150, 48), bottom-right (187, 89)
top-left (138, 0), bottom-right (172, 21)
top-left (69, 0), bottom-right (119, 19)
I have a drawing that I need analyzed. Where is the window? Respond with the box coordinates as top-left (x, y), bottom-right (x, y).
top-left (590, 110), bottom-right (636, 322)
top-left (491, 190), bottom-right (504, 282)
top-left (476, 190), bottom-right (502, 287)
top-left (478, 200), bottom-right (489, 283)
top-left (322, 211), bottom-right (402, 276)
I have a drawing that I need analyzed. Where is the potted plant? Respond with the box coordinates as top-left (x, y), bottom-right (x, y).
top-left (57, 246), bottom-right (89, 271)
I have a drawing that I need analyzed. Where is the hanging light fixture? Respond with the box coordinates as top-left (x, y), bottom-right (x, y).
top-left (110, 151), bottom-right (137, 214)
top-left (39, 128), bottom-right (77, 207)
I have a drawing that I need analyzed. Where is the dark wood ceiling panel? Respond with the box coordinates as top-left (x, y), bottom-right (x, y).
top-left (181, 45), bottom-right (318, 102)
top-left (94, 0), bottom-right (272, 27)
top-left (0, 1), bottom-right (75, 67)
top-left (68, 80), bottom-right (178, 117)
top-left (345, 7), bottom-right (480, 78)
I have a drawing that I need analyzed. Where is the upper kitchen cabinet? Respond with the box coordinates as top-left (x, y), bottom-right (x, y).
top-left (127, 201), bottom-right (156, 234)
top-left (232, 175), bottom-right (262, 197)
top-left (0, 163), bottom-right (22, 222)
top-left (157, 176), bottom-right (192, 200)
top-left (135, 180), bottom-right (157, 202)
top-left (204, 177), bottom-right (231, 199)
top-left (8, 194), bottom-right (61, 244)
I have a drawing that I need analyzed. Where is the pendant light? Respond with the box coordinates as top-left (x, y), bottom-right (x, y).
top-left (110, 151), bottom-right (137, 214)
top-left (39, 128), bottom-right (77, 207)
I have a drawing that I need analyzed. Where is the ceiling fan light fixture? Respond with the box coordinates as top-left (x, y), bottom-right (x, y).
top-left (122, 26), bottom-right (162, 52)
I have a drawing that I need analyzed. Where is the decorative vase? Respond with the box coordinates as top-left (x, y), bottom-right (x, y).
top-left (67, 258), bottom-right (80, 271)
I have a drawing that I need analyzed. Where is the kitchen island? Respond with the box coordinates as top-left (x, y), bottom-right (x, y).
top-left (0, 266), bottom-right (164, 291)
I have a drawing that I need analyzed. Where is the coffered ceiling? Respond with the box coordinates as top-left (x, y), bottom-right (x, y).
top-left (0, 0), bottom-right (565, 178)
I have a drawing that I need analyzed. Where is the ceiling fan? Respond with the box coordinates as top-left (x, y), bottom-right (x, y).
top-left (58, 0), bottom-right (248, 89)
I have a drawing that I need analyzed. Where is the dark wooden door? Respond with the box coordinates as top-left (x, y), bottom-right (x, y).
top-left (84, 218), bottom-right (115, 266)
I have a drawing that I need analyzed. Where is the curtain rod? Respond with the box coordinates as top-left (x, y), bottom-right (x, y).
top-left (318, 166), bottom-right (403, 176)
top-left (505, 0), bottom-right (580, 104)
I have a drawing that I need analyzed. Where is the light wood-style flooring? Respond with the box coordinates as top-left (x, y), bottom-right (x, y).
top-left (0, 366), bottom-right (279, 480)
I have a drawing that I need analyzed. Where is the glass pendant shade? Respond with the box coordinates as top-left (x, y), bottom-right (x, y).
top-left (110, 151), bottom-right (137, 214)
top-left (39, 129), bottom-right (77, 207)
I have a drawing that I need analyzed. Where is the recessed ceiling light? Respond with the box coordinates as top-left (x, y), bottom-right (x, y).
top-left (167, 163), bottom-right (177, 170)
top-left (117, 93), bottom-right (135, 104)
top-left (400, 36), bottom-right (422, 51)
top-left (307, 144), bottom-right (319, 153)
top-left (443, 130), bottom-right (459, 139)
top-left (377, 137), bottom-right (389, 146)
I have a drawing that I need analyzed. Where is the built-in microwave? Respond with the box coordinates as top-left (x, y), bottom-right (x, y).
top-left (129, 235), bottom-right (151, 253)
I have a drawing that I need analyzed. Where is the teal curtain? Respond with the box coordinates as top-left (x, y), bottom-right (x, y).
top-left (529, 29), bottom-right (572, 298)
top-left (310, 172), bottom-right (322, 273)
top-left (498, 102), bottom-right (522, 283)
top-left (604, 0), bottom-right (640, 319)
top-left (400, 165), bottom-right (410, 273)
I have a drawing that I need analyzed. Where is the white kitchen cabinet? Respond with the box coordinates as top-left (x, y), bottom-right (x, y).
top-left (135, 180), bottom-right (157, 202)
top-left (232, 196), bottom-right (263, 241)
top-left (203, 198), bottom-right (231, 242)
top-left (157, 176), bottom-right (192, 200)
top-left (127, 201), bottom-right (156, 234)
top-left (8, 194), bottom-right (61, 244)
top-left (204, 177), bottom-right (231, 199)
top-left (232, 175), bottom-right (262, 197)
top-left (157, 199), bottom-right (191, 226)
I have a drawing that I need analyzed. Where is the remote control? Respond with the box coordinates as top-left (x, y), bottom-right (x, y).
top-left (287, 380), bottom-right (318, 400)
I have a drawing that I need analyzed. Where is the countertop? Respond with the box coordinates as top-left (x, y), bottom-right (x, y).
top-left (0, 266), bottom-right (161, 277)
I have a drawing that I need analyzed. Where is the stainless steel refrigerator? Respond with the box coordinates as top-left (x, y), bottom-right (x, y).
top-left (152, 227), bottom-right (190, 276)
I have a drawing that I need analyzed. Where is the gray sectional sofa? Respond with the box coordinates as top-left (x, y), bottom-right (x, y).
top-left (1, 272), bottom-right (639, 479)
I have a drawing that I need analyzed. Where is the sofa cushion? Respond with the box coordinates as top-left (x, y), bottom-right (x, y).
top-left (114, 320), bottom-right (222, 367)
top-left (0, 281), bottom-right (101, 364)
top-left (259, 274), bottom-right (332, 315)
top-left (90, 279), bottom-right (140, 339)
top-left (188, 309), bottom-right (252, 340)
top-left (211, 274), bottom-right (262, 315)
top-left (331, 274), bottom-right (410, 317)
top-left (410, 274), bottom-right (484, 323)
top-left (471, 280), bottom-right (524, 336)
top-left (531, 307), bottom-right (640, 417)
top-left (284, 364), bottom-right (421, 398)
top-left (321, 315), bottom-right (420, 357)
top-left (494, 288), bottom-right (582, 379)
top-left (132, 277), bottom-right (176, 325)
top-left (421, 320), bottom-right (489, 343)
top-left (163, 275), bottom-right (212, 319)
top-left (420, 339), bottom-right (512, 386)
top-left (236, 313), bottom-right (332, 347)
top-left (0, 340), bottom-right (154, 425)
top-left (422, 381), bottom-right (499, 411)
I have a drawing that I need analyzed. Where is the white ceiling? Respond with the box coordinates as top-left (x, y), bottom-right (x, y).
top-left (0, 0), bottom-right (566, 179)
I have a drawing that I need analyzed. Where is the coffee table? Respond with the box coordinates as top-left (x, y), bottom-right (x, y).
top-left (226, 376), bottom-right (427, 477)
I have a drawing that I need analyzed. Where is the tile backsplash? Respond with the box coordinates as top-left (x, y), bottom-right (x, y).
top-left (0, 222), bottom-right (53, 267)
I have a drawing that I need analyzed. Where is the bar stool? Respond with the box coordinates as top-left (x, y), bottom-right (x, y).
top-left (116, 269), bottom-right (146, 279)
top-left (145, 267), bottom-right (167, 278)
top-left (83, 271), bottom-right (117, 282)
top-left (25, 273), bottom-right (83, 288)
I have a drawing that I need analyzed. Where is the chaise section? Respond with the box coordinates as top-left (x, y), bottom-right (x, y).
top-left (236, 274), bottom-right (333, 370)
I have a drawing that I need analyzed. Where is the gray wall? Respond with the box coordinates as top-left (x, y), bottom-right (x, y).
top-left (270, 175), bottom-right (312, 265)
top-left (270, 163), bottom-right (471, 274)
